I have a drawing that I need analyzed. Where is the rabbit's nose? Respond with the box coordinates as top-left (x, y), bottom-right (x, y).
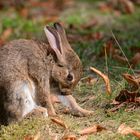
top-left (67, 73), bottom-right (73, 81)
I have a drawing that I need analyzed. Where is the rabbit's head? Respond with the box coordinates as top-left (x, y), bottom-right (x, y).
top-left (44, 23), bottom-right (82, 95)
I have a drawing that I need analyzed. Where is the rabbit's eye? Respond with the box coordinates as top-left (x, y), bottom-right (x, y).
top-left (58, 64), bottom-right (64, 67)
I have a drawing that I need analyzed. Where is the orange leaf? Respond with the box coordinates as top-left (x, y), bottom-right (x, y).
top-left (1, 28), bottom-right (12, 41)
top-left (24, 132), bottom-right (40, 140)
top-left (79, 124), bottom-right (106, 136)
top-left (118, 123), bottom-right (140, 139)
top-left (130, 52), bottom-right (140, 68)
top-left (90, 67), bottom-right (111, 95)
top-left (62, 134), bottom-right (77, 140)
top-left (121, 0), bottom-right (135, 14)
top-left (113, 54), bottom-right (127, 64)
top-left (122, 73), bottom-right (139, 87)
top-left (51, 117), bottom-right (68, 129)
top-left (78, 135), bottom-right (88, 140)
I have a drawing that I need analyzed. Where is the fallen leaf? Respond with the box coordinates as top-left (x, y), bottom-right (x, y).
top-left (130, 46), bottom-right (140, 53)
top-left (98, 2), bottom-right (112, 12)
top-left (78, 135), bottom-right (88, 140)
top-left (118, 123), bottom-right (133, 134)
top-left (119, 0), bottom-right (135, 14)
top-left (61, 134), bottom-right (77, 140)
top-left (106, 0), bottom-right (135, 14)
top-left (85, 32), bottom-right (103, 41)
top-left (90, 67), bottom-right (111, 95)
top-left (1, 28), bottom-right (12, 41)
top-left (81, 19), bottom-right (98, 29)
top-left (108, 102), bottom-right (126, 112)
top-left (111, 99), bottom-right (121, 105)
top-left (115, 89), bottom-right (139, 102)
top-left (20, 8), bottom-right (29, 18)
top-left (79, 124), bottom-right (106, 136)
top-left (118, 123), bottom-right (140, 139)
top-left (99, 41), bottom-right (120, 57)
top-left (24, 132), bottom-right (40, 140)
top-left (113, 54), bottom-right (127, 64)
top-left (130, 52), bottom-right (140, 68)
top-left (51, 117), bottom-right (68, 129)
top-left (51, 135), bottom-right (58, 140)
top-left (0, 39), bottom-right (4, 47)
top-left (122, 73), bottom-right (140, 89)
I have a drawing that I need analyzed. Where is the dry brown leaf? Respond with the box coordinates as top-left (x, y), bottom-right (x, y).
top-left (88, 32), bottom-right (103, 40)
top-left (79, 124), bottom-right (106, 136)
top-left (122, 73), bottom-right (139, 88)
top-left (51, 117), bottom-right (68, 129)
top-left (130, 46), bottom-right (140, 53)
top-left (99, 2), bottom-right (112, 12)
top-left (1, 28), bottom-right (12, 41)
top-left (20, 8), bottom-right (29, 18)
top-left (61, 134), bottom-right (77, 140)
top-left (108, 102), bottom-right (126, 112)
top-left (130, 52), bottom-right (140, 68)
top-left (99, 41), bottom-right (119, 57)
top-left (115, 89), bottom-right (139, 102)
top-left (81, 19), bottom-right (98, 29)
top-left (51, 135), bottom-right (58, 140)
top-left (0, 39), bottom-right (4, 47)
top-left (113, 54), bottom-right (127, 64)
top-left (78, 135), bottom-right (88, 140)
top-left (24, 132), bottom-right (40, 140)
top-left (90, 67), bottom-right (111, 95)
top-left (107, 0), bottom-right (135, 14)
top-left (118, 123), bottom-right (133, 134)
top-left (119, 0), bottom-right (135, 14)
top-left (118, 123), bottom-right (140, 139)
top-left (111, 99), bottom-right (120, 105)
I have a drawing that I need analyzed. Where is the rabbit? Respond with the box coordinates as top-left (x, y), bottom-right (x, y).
top-left (0, 23), bottom-right (92, 125)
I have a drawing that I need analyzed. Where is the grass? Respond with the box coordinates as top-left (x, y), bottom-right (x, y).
top-left (0, 0), bottom-right (140, 139)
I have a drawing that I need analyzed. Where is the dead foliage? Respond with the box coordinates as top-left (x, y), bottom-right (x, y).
top-left (61, 134), bottom-right (77, 140)
top-left (90, 67), bottom-right (111, 95)
top-left (24, 132), bottom-right (40, 140)
top-left (118, 123), bottom-right (140, 139)
top-left (79, 124), bottom-right (106, 136)
top-left (99, 0), bottom-right (135, 14)
top-left (51, 117), bottom-right (68, 129)
top-left (109, 73), bottom-right (140, 112)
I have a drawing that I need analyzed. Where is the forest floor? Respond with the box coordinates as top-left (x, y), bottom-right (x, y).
top-left (0, 0), bottom-right (140, 140)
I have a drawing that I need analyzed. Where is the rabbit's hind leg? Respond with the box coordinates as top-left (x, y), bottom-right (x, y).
top-left (4, 80), bottom-right (38, 124)
top-left (57, 95), bottom-right (93, 117)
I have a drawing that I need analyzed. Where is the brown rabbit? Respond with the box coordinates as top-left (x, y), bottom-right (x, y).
top-left (0, 23), bottom-right (92, 125)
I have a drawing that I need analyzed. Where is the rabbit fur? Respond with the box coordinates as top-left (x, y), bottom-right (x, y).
top-left (0, 23), bottom-right (92, 125)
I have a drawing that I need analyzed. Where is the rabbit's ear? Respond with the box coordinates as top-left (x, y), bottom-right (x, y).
top-left (54, 22), bottom-right (71, 50)
top-left (44, 26), bottom-right (62, 56)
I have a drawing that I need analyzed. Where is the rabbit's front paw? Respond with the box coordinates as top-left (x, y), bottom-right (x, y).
top-left (71, 108), bottom-right (93, 117)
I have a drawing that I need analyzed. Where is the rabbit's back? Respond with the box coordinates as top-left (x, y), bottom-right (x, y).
top-left (0, 39), bottom-right (50, 85)
top-left (0, 39), bottom-right (51, 123)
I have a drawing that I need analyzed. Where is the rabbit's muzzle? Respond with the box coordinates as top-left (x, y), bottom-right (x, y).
top-left (58, 83), bottom-right (72, 95)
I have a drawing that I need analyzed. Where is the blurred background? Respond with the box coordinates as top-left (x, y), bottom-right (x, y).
top-left (0, 0), bottom-right (140, 74)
